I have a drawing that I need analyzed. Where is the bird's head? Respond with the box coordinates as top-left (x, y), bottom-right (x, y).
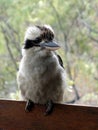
top-left (23, 25), bottom-right (60, 51)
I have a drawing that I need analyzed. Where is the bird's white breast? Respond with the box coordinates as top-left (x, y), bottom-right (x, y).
top-left (17, 48), bottom-right (66, 104)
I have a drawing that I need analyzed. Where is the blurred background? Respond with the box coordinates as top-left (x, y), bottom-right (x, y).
top-left (0, 0), bottom-right (98, 106)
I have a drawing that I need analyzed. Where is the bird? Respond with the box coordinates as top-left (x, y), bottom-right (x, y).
top-left (17, 25), bottom-right (66, 115)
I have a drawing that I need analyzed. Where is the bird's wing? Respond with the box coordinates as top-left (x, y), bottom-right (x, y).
top-left (56, 54), bottom-right (64, 68)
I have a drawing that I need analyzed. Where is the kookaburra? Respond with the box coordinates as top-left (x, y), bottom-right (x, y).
top-left (17, 25), bottom-right (66, 115)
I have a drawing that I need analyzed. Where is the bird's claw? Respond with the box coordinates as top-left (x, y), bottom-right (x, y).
top-left (25, 100), bottom-right (34, 112)
top-left (44, 100), bottom-right (54, 116)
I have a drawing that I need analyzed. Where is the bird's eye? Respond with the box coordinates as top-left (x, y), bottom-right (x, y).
top-left (34, 37), bottom-right (42, 43)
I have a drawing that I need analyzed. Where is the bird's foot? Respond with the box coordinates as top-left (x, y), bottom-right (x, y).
top-left (44, 99), bottom-right (54, 116)
top-left (25, 100), bottom-right (34, 112)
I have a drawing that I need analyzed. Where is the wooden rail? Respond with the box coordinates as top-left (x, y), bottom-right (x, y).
top-left (0, 100), bottom-right (98, 130)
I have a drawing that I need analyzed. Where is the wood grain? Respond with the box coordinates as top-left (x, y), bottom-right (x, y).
top-left (0, 100), bottom-right (98, 130)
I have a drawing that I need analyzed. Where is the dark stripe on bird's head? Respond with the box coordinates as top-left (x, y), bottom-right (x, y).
top-left (24, 37), bottom-right (42, 49)
top-left (24, 38), bottom-right (60, 51)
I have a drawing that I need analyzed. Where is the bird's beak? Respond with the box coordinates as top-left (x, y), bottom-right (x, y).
top-left (40, 41), bottom-right (60, 51)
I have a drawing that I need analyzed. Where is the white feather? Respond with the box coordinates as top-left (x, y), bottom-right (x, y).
top-left (44, 25), bottom-right (54, 34)
top-left (24, 26), bottom-right (41, 41)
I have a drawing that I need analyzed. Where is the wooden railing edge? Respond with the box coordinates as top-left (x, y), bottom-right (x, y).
top-left (0, 99), bottom-right (98, 130)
